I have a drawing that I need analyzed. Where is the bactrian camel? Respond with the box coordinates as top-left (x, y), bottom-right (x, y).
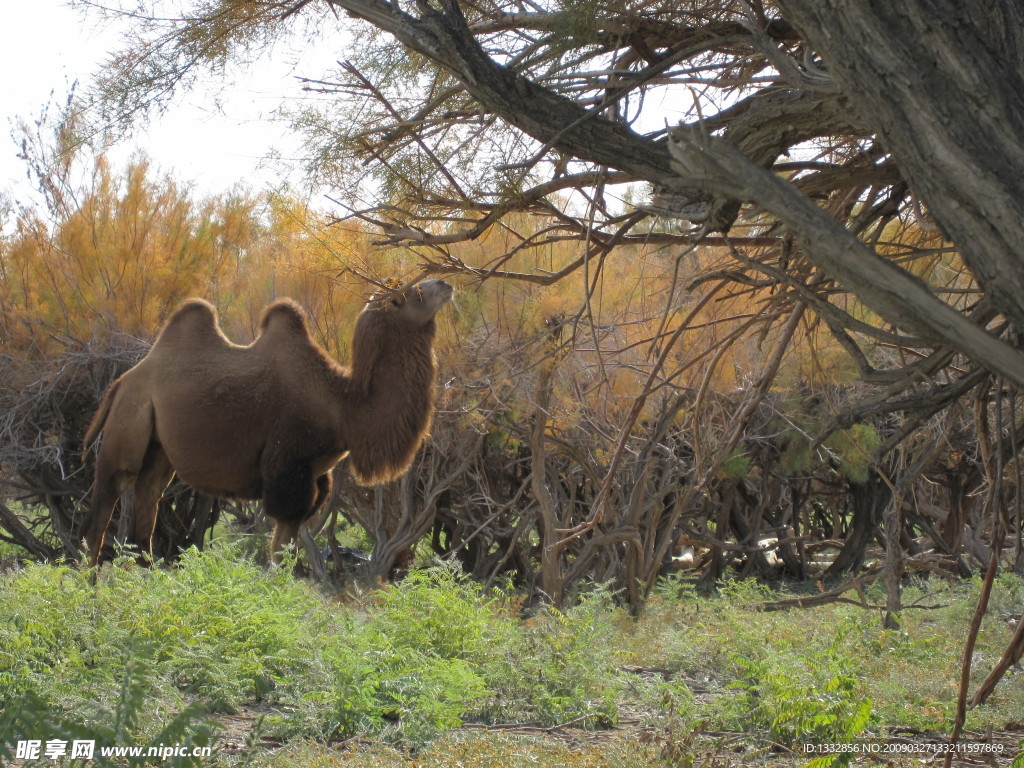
top-left (83, 279), bottom-right (454, 565)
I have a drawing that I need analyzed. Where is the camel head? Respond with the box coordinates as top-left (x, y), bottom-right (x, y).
top-left (366, 279), bottom-right (454, 326)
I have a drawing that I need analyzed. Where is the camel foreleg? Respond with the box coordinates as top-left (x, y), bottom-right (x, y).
top-left (269, 518), bottom-right (304, 565)
top-left (263, 459), bottom-right (321, 564)
top-left (313, 472), bottom-right (333, 513)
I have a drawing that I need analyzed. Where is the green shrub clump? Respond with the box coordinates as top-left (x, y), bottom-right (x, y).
top-left (0, 550), bottom-right (622, 751)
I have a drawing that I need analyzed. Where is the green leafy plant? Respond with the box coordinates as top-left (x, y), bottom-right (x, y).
top-left (649, 679), bottom-right (700, 768)
top-left (719, 450), bottom-right (752, 480)
top-left (824, 424), bottom-right (882, 484)
top-left (728, 632), bottom-right (873, 767)
top-left (0, 640), bottom-right (219, 767)
top-left (481, 588), bottom-right (623, 726)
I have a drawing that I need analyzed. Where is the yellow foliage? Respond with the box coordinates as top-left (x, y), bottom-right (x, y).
top-left (0, 150), bottom-right (972, 443)
top-left (0, 156), bottom-right (372, 360)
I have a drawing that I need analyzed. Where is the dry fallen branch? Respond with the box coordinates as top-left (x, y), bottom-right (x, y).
top-left (757, 566), bottom-right (882, 612)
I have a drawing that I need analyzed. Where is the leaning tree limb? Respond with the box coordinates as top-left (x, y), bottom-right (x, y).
top-left (969, 614), bottom-right (1024, 707)
top-left (665, 125), bottom-right (1024, 387)
top-left (317, 0), bottom-right (1024, 388)
top-left (0, 501), bottom-right (59, 561)
top-left (779, 0), bottom-right (1024, 338)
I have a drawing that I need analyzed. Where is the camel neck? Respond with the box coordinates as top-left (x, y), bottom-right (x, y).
top-left (343, 314), bottom-right (439, 484)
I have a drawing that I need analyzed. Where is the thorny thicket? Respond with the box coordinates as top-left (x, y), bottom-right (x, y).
top-left (2, 0), bottom-right (1023, 749)
top-left (50, 0), bottom-right (1024, 591)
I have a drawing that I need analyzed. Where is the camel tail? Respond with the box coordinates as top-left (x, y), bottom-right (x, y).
top-left (83, 377), bottom-right (122, 456)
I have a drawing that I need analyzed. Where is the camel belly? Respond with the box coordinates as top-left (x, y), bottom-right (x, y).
top-left (151, 398), bottom-right (267, 499)
top-left (151, 408), bottom-right (344, 500)
top-left (174, 464), bottom-right (264, 501)
top-left (166, 447), bottom-right (265, 500)
top-left (147, 363), bottom-right (343, 499)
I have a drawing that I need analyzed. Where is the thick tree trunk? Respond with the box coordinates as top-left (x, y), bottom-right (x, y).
top-left (825, 474), bottom-right (890, 578)
top-left (529, 324), bottom-right (567, 606)
top-left (529, 404), bottom-right (563, 606)
top-left (882, 495), bottom-right (903, 629)
top-left (779, 0), bottom-right (1024, 335)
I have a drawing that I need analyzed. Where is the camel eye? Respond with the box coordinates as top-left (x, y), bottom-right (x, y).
top-left (391, 298), bottom-right (401, 307)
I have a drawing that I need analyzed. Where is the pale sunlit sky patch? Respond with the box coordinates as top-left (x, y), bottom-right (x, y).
top-left (1, 0), bottom-right (337, 209)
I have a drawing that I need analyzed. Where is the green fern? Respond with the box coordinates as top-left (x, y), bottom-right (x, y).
top-left (0, 639), bottom-right (219, 767)
top-left (729, 641), bottom-right (874, 767)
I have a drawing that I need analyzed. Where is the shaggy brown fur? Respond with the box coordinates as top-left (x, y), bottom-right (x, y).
top-left (82, 279), bottom-right (454, 565)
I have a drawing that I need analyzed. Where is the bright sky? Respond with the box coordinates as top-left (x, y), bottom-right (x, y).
top-left (1, 0), bottom-right (332, 210)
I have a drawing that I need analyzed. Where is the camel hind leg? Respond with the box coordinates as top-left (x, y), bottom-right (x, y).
top-left (129, 442), bottom-right (175, 563)
top-left (85, 458), bottom-right (131, 567)
top-left (84, 378), bottom-right (157, 566)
